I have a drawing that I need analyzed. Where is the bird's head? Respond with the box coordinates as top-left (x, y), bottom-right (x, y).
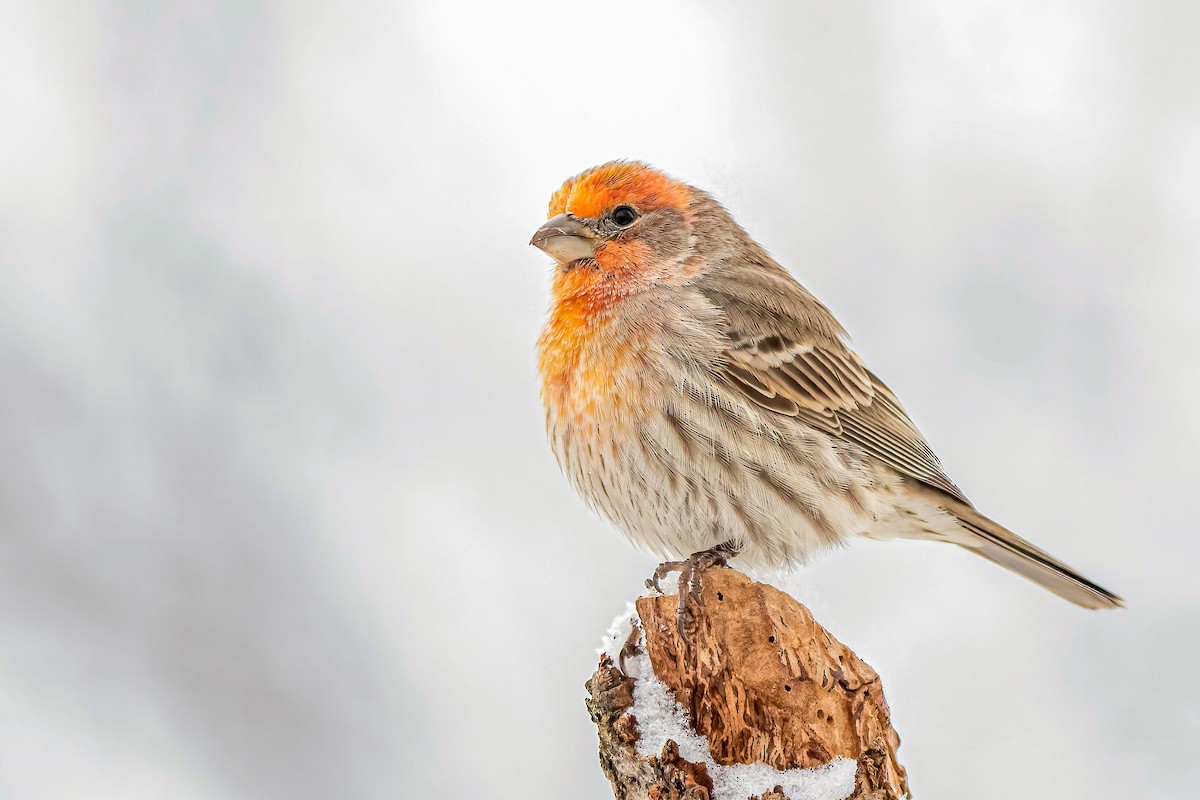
top-left (530, 161), bottom-right (719, 287)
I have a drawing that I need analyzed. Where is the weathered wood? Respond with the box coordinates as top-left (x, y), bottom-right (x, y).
top-left (586, 568), bottom-right (909, 800)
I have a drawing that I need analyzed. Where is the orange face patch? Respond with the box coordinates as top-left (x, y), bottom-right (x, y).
top-left (537, 163), bottom-right (693, 423)
top-left (592, 238), bottom-right (655, 278)
top-left (548, 161), bottom-right (691, 221)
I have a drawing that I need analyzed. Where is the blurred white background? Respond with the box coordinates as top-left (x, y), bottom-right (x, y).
top-left (2, 1), bottom-right (1198, 797)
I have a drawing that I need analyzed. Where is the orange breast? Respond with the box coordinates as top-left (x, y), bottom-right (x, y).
top-left (537, 268), bottom-right (641, 425)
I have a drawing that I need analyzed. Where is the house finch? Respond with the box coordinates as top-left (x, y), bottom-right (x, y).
top-left (532, 161), bottom-right (1121, 630)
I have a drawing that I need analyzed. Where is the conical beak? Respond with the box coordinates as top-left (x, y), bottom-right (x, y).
top-left (529, 213), bottom-right (598, 264)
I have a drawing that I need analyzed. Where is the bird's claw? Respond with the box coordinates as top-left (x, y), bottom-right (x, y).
top-left (646, 541), bottom-right (739, 645)
top-left (648, 559), bottom-right (687, 595)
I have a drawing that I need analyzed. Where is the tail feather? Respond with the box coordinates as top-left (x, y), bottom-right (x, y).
top-left (937, 497), bottom-right (1123, 610)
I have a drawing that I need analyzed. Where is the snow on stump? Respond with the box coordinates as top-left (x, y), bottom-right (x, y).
top-left (586, 567), bottom-right (909, 800)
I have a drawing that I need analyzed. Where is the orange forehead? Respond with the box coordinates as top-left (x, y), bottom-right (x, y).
top-left (547, 161), bottom-right (691, 220)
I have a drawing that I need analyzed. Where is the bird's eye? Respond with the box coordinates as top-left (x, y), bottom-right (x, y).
top-left (611, 205), bottom-right (639, 227)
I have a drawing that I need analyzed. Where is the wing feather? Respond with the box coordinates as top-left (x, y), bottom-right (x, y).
top-left (723, 331), bottom-right (968, 502)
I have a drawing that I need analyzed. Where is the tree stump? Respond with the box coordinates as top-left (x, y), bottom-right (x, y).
top-left (585, 568), bottom-right (909, 800)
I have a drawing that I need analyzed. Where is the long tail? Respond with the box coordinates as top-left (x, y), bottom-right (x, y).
top-left (935, 495), bottom-right (1124, 610)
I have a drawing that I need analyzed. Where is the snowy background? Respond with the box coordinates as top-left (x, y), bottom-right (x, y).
top-left (3, 1), bottom-right (1198, 798)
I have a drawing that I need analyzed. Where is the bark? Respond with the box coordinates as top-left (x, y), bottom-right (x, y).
top-left (585, 568), bottom-right (909, 800)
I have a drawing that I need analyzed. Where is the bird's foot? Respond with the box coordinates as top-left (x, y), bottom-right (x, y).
top-left (645, 541), bottom-right (740, 643)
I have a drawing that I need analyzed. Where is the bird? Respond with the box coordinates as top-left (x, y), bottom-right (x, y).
top-left (531, 161), bottom-right (1121, 632)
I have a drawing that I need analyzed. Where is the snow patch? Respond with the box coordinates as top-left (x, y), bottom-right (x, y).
top-left (598, 601), bottom-right (639, 661)
top-left (599, 606), bottom-right (857, 800)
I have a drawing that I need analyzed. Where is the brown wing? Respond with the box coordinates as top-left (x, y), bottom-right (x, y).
top-left (724, 332), bottom-right (969, 503)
